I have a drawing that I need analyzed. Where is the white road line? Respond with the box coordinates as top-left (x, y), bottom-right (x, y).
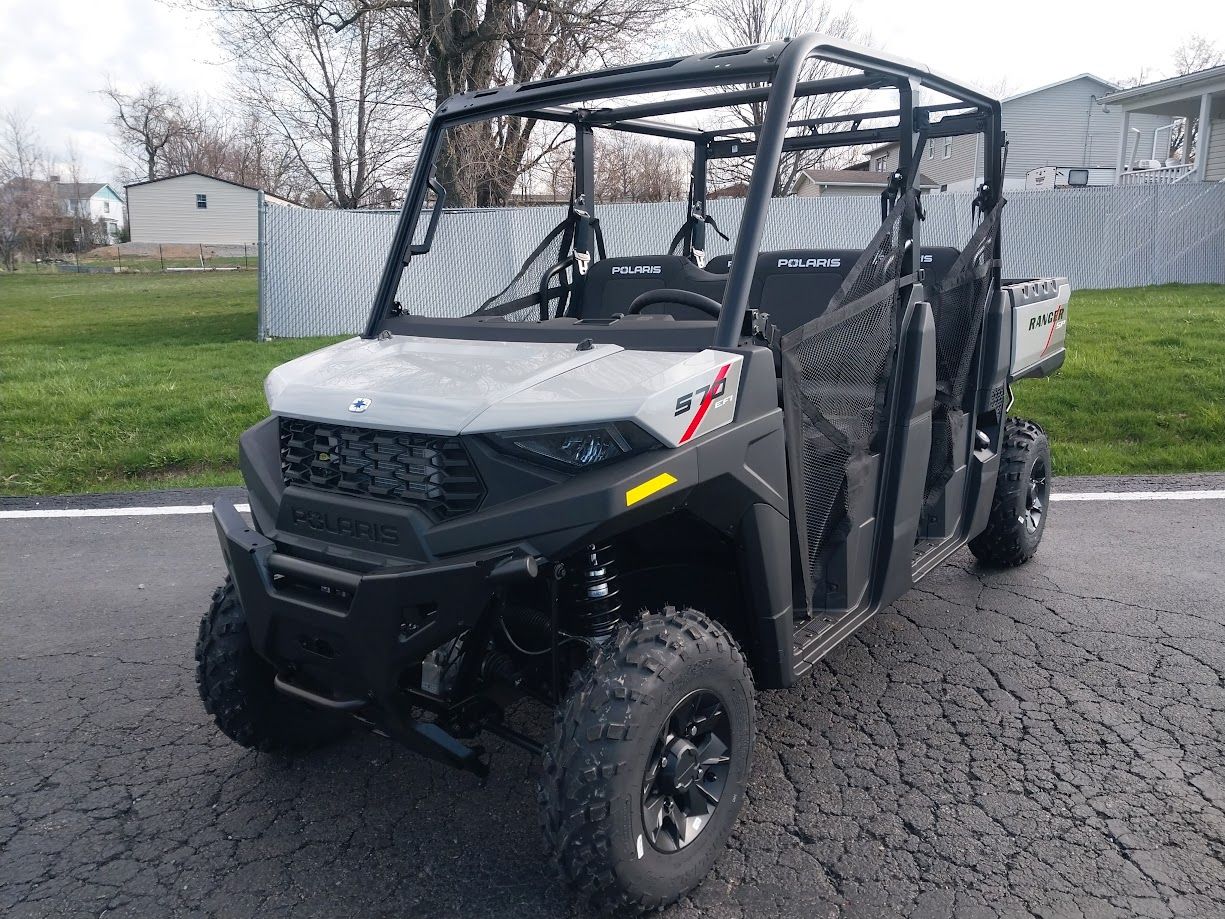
top-left (1051, 490), bottom-right (1225, 502)
top-left (0, 504), bottom-right (250, 520)
top-left (0, 491), bottom-right (1222, 521)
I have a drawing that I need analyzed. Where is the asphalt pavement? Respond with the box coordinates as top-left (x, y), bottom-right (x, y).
top-left (2, 480), bottom-right (1224, 918)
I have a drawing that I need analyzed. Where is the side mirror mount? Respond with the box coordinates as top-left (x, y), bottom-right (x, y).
top-left (409, 177), bottom-right (446, 256)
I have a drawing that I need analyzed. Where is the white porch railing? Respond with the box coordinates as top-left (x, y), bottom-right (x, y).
top-left (1118, 163), bottom-right (1196, 185)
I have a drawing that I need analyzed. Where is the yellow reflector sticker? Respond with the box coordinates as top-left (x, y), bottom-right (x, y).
top-left (625, 472), bottom-right (678, 507)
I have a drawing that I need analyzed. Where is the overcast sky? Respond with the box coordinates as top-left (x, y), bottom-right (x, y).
top-left (2, 0), bottom-right (1223, 183)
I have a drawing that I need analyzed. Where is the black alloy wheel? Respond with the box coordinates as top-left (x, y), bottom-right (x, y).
top-left (1024, 456), bottom-right (1048, 534)
top-left (640, 689), bottom-right (733, 853)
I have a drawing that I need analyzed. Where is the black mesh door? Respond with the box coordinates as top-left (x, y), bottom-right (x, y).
top-left (778, 194), bottom-right (918, 614)
top-left (921, 201), bottom-right (1003, 511)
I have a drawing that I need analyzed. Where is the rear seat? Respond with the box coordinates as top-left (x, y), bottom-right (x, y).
top-left (708, 247), bottom-right (961, 336)
top-left (709, 249), bottom-right (859, 336)
top-left (572, 248), bottom-right (961, 332)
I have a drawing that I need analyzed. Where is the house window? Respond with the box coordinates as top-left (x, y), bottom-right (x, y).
top-left (927, 144), bottom-right (933, 158)
top-left (942, 137), bottom-right (952, 159)
top-left (196, 194), bottom-right (208, 209)
top-left (103, 201), bottom-right (110, 213)
top-left (874, 155), bottom-right (887, 172)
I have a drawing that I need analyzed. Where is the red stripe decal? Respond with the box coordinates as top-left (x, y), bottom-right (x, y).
top-left (1041, 304), bottom-right (1063, 354)
top-left (679, 362), bottom-right (733, 444)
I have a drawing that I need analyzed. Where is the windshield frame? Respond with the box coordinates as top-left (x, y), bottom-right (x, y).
top-left (365, 33), bottom-right (1003, 344)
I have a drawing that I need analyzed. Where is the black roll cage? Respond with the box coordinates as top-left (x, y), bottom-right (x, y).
top-left (365, 33), bottom-right (1005, 348)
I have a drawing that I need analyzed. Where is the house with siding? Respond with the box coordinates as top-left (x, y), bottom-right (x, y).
top-left (125, 172), bottom-right (295, 245)
top-left (1101, 64), bottom-right (1225, 185)
top-left (862, 75), bottom-right (1170, 192)
top-left (51, 181), bottom-right (125, 243)
top-left (790, 168), bottom-right (938, 197)
top-left (1, 178), bottom-right (126, 245)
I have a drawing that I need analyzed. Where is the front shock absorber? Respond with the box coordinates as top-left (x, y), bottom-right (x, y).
top-left (562, 544), bottom-right (621, 641)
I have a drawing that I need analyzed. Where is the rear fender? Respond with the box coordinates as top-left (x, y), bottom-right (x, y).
top-left (1008, 278), bottom-right (1069, 381)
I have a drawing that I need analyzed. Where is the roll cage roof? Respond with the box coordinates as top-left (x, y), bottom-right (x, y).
top-left (368, 33), bottom-right (1005, 348)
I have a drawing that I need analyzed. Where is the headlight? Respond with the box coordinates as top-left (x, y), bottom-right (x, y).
top-left (487, 422), bottom-right (661, 471)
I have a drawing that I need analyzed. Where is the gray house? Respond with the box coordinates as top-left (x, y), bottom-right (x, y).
top-left (126, 172), bottom-right (295, 245)
top-left (863, 75), bottom-right (1169, 192)
top-left (791, 168), bottom-right (939, 197)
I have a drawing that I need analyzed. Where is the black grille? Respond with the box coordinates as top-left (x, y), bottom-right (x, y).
top-left (279, 418), bottom-right (484, 520)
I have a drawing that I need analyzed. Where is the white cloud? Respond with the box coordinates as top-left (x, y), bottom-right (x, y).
top-left (0, 0), bottom-right (226, 182)
top-left (853, 0), bottom-right (1225, 93)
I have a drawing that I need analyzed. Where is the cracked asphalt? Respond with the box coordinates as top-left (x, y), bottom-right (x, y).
top-left (2, 483), bottom-right (1223, 918)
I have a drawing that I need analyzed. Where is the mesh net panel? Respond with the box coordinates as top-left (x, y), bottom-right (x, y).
top-left (798, 417), bottom-right (850, 583)
top-left (467, 217), bottom-right (574, 322)
top-left (780, 195), bottom-right (914, 609)
top-left (923, 201), bottom-right (1003, 506)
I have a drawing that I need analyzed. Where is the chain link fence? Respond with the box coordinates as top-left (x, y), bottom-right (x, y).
top-left (258, 183), bottom-right (1225, 339)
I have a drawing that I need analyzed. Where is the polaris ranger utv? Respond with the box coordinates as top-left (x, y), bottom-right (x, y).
top-left (197, 33), bottom-right (1068, 912)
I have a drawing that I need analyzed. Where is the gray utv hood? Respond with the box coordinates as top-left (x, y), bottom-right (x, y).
top-left (264, 335), bottom-right (624, 435)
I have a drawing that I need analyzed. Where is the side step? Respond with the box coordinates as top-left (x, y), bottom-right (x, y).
top-left (791, 605), bottom-right (878, 680)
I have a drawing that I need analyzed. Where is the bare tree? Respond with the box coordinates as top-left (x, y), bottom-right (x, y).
top-left (1173, 34), bottom-right (1224, 76)
top-left (194, 0), bottom-right (674, 207)
top-left (390, 0), bottom-right (673, 206)
top-left (102, 81), bottom-right (195, 181)
top-left (189, 1), bottom-right (425, 208)
top-left (1115, 34), bottom-right (1223, 91)
top-left (1142, 35), bottom-right (1224, 161)
top-left (514, 137), bottom-right (574, 204)
top-left (687, 0), bottom-right (870, 194)
top-left (0, 111), bottom-right (55, 269)
top-left (159, 99), bottom-right (307, 200)
top-left (594, 133), bottom-right (688, 204)
top-left (63, 140), bottom-right (92, 252)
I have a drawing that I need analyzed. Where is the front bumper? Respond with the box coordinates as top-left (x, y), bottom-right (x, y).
top-left (214, 498), bottom-right (520, 713)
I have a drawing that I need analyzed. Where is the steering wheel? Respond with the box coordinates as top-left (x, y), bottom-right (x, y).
top-left (627, 289), bottom-right (722, 318)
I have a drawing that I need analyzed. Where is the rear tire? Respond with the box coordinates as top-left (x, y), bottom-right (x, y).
top-left (969, 417), bottom-right (1051, 567)
top-left (539, 608), bottom-right (755, 913)
top-left (195, 578), bottom-right (350, 753)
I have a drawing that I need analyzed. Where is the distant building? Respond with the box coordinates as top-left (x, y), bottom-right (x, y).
top-left (507, 191), bottom-right (570, 206)
top-left (709, 182), bottom-right (749, 199)
top-left (0, 177), bottom-right (126, 245)
top-left (125, 172), bottom-right (296, 245)
top-left (860, 74), bottom-right (1171, 192)
top-left (49, 180), bottom-right (125, 243)
top-left (789, 168), bottom-right (938, 197)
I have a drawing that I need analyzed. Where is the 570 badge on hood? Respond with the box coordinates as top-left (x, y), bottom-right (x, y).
top-left (674, 376), bottom-right (728, 416)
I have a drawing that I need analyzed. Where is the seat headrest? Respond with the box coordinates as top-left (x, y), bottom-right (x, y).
top-left (756, 249), bottom-right (861, 275)
top-left (918, 247), bottom-right (960, 285)
top-left (576, 256), bottom-right (727, 321)
top-left (712, 247), bottom-right (964, 284)
top-left (706, 250), bottom-right (863, 277)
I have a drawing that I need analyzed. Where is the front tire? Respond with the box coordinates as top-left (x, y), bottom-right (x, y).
top-left (969, 417), bottom-right (1051, 567)
top-left (195, 578), bottom-right (350, 753)
top-left (539, 608), bottom-right (755, 913)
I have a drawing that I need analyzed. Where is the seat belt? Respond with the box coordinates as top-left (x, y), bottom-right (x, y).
top-left (880, 124), bottom-right (931, 221)
top-left (573, 209), bottom-right (607, 270)
top-left (667, 213), bottom-right (729, 265)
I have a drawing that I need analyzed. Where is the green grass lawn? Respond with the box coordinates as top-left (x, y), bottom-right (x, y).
top-left (0, 272), bottom-right (338, 494)
top-left (1011, 284), bottom-right (1225, 475)
top-left (0, 273), bottom-right (1222, 495)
